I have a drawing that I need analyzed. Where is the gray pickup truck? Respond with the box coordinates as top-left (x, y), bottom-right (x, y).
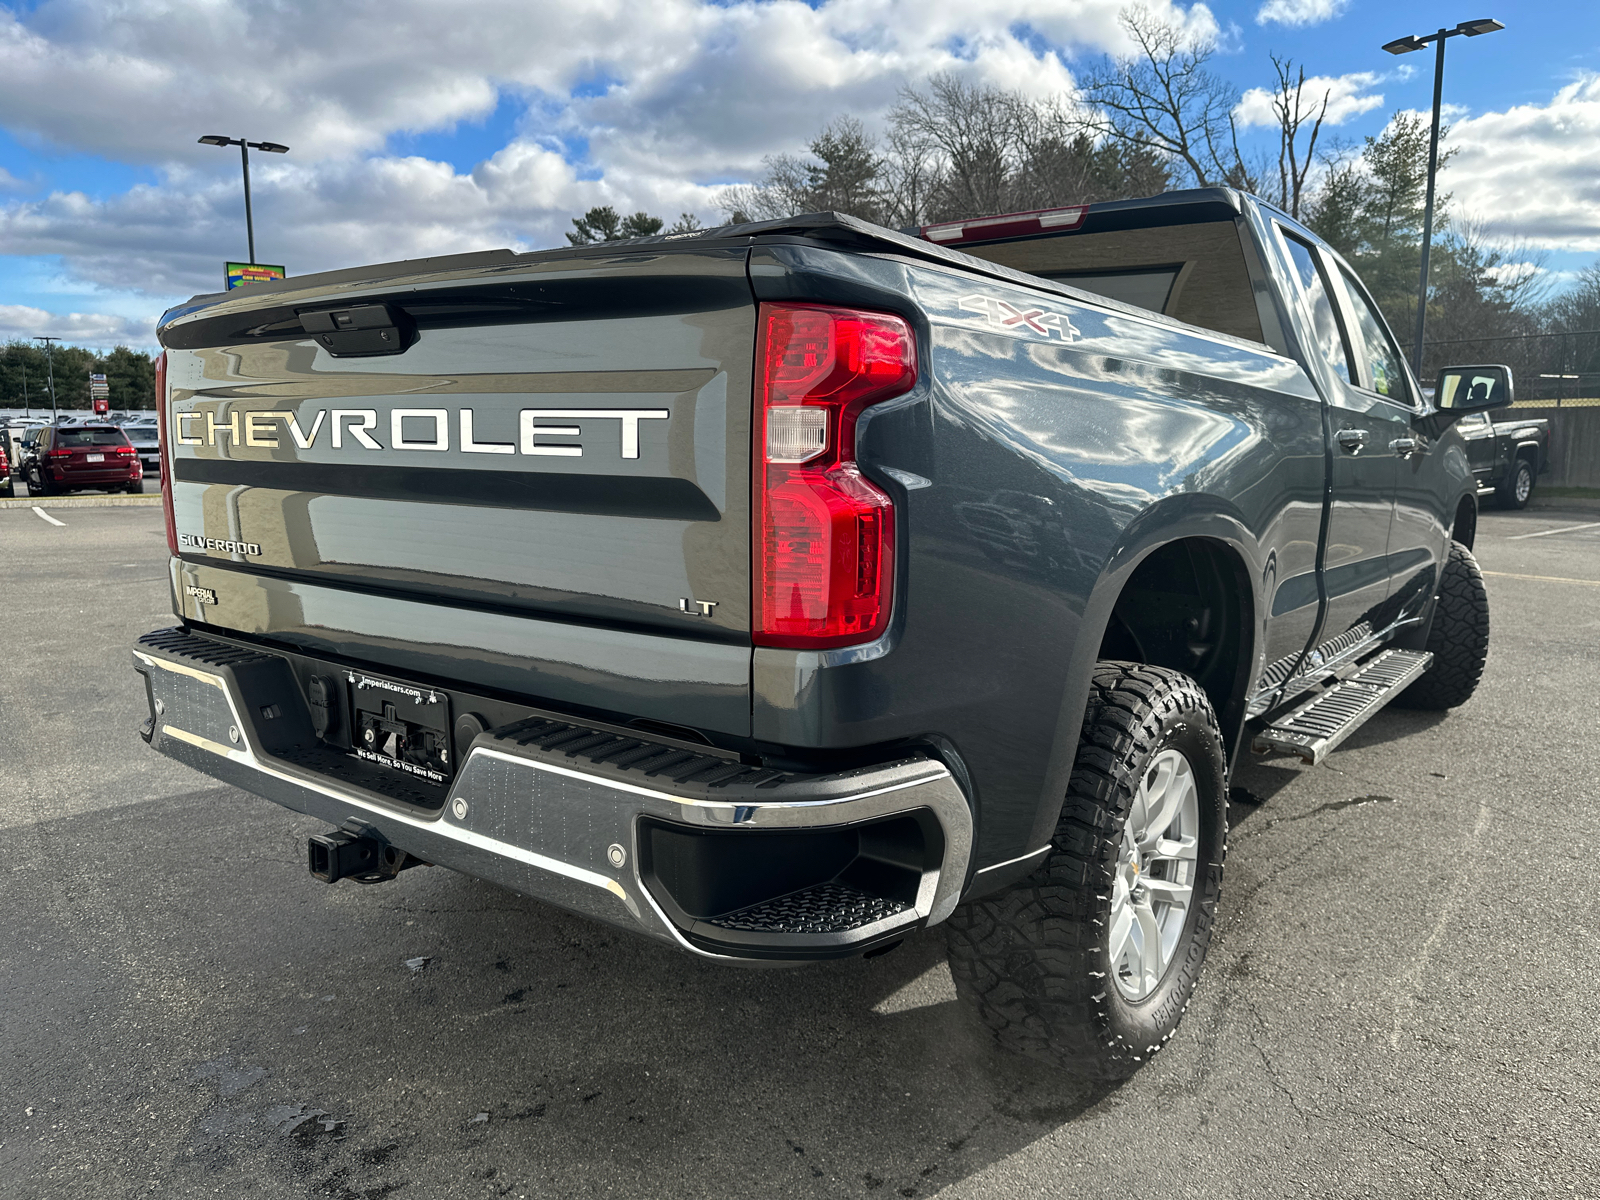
top-left (134, 188), bottom-right (1509, 1079)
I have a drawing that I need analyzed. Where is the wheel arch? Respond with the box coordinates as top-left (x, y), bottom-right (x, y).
top-left (1022, 506), bottom-right (1263, 853)
top-left (1453, 492), bottom-right (1478, 550)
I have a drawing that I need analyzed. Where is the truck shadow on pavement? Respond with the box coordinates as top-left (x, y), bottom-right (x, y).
top-left (6, 788), bottom-right (1121, 1199)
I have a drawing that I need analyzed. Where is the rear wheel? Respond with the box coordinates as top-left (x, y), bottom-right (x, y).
top-left (944, 662), bottom-right (1227, 1080)
top-left (0, 478), bottom-right (14, 498)
top-left (1397, 540), bottom-right (1489, 710)
top-left (1497, 458), bottom-right (1535, 509)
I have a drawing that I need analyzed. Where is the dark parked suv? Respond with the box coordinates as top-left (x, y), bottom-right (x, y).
top-left (122, 421), bottom-right (162, 477)
top-left (24, 425), bottom-right (143, 495)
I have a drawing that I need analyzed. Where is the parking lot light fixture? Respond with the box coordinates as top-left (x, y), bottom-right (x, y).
top-left (1380, 19), bottom-right (1505, 374)
top-left (198, 134), bottom-right (290, 265)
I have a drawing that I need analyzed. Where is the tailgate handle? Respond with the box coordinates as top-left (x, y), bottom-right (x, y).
top-left (299, 303), bottom-right (413, 357)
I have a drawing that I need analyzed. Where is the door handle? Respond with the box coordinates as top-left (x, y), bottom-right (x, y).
top-left (1336, 428), bottom-right (1367, 453)
top-left (1390, 436), bottom-right (1421, 459)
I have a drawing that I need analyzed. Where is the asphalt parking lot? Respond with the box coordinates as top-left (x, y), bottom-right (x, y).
top-left (2, 504), bottom-right (1597, 1199)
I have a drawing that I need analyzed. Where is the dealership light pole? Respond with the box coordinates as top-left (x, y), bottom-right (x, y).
top-left (33, 335), bottom-right (59, 422)
top-left (198, 135), bottom-right (290, 264)
top-left (1383, 18), bottom-right (1505, 375)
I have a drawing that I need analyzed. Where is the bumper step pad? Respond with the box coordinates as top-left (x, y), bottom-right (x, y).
top-left (706, 881), bottom-right (911, 936)
top-left (1251, 648), bottom-right (1432, 764)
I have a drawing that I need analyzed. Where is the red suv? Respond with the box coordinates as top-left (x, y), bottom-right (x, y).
top-left (0, 441), bottom-right (14, 498)
top-left (25, 425), bottom-right (143, 496)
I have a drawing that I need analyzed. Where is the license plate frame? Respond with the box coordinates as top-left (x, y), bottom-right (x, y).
top-left (345, 670), bottom-right (454, 786)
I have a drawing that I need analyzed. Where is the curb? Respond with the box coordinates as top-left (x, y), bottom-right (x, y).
top-left (0, 494), bottom-right (162, 511)
top-left (1527, 495), bottom-right (1600, 512)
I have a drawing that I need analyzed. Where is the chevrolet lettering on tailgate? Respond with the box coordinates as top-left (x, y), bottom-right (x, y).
top-left (174, 407), bottom-right (670, 459)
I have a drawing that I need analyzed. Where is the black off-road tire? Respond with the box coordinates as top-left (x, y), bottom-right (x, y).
top-left (944, 662), bottom-right (1227, 1080)
top-left (1496, 458), bottom-right (1535, 510)
top-left (1396, 539), bottom-right (1489, 710)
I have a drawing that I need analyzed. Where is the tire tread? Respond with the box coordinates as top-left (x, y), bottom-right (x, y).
top-left (945, 662), bottom-right (1226, 1079)
top-left (1397, 540), bottom-right (1488, 710)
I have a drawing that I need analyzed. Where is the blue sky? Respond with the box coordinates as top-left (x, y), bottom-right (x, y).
top-left (1, 0), bottom-right (1596, 349)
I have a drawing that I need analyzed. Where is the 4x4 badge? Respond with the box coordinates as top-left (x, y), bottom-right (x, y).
top-left (959, 294), bottom-right (1080, 341)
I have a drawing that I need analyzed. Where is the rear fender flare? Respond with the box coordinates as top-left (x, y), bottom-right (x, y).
top-left (1023, 499), bottom-right (1265, 851)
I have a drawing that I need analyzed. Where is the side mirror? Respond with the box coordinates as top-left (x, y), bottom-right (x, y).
top-left (1435, 364), bottom-right (1514, 413)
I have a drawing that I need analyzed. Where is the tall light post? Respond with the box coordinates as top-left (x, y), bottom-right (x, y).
top-left (1383, 18), bottom-right (1504, 375)
top-left (198, 135), bottom-right (290, 264)
top-left (33, 335), bottom-right (60, 422)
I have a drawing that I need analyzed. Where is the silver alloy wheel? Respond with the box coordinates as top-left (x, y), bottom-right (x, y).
top-left (1109, 748), bottom-right (1201, 1002)
top-left (1515, 463), bottom-right (1532, 503)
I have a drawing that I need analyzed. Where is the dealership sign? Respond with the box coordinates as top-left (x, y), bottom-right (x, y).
top-left (226, 262), bottom-right (287, 290)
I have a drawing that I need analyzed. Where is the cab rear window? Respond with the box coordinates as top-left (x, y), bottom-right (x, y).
top-left (58, 428), bottom-right (131, 447)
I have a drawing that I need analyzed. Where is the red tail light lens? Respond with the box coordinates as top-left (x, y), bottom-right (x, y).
top-left (114, 445), bottom-right (136, 457)
top-left (155, 352), bottom-right (178, 556)
top-left (47, 448), bottom-right (73, 460)
top-left (753, 303), bottom-right (915, 649)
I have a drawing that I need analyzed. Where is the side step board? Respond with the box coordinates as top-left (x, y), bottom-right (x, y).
top-left (1251, 649), bottom-right (1432, 765)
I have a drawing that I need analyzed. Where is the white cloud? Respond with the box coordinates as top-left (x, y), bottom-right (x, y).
top-left (0, 0), bottom-right (1171, 169)
top-left (0, 0), bottom-right (1221, 303)
top-left (0, 303), bottom-right (154, 346)
top-left (1235, 71), bottom-right (1384, 129)
top-left (1255, 0), bottom-right (1348, 28)
top-left (1440, 75), bottom-right (1600, 252)
top-left (0, 146), bottom-right (732, 297)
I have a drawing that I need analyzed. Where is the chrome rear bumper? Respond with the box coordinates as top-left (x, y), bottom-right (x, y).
top-left (132, 629), bottom-right (972, 962)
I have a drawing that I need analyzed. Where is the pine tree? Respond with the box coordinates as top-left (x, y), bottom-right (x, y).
top-left (1305, 111), bottom-right (1454, 342)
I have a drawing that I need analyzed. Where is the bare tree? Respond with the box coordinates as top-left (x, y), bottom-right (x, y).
top-left (1264, 55), bottom-right (1330, 218)
top-left (716, 153), bottom-right (813, 223)
top-left (1079, 7), bottom-right (1255, 190)
top-left (716, 69), bottom-right (1174, 230)
top-left (717, 118), bottom-right (887, 223)
top-left (888, 74), bottom-right (1029, 220)
top-left (879, 119), bottom-right (941, 226)
top-left (1014, 97), bottom-right (1170, 211)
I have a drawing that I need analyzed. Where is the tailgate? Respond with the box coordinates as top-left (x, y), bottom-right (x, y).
top-left (159, 247), bottom-right (754, 639)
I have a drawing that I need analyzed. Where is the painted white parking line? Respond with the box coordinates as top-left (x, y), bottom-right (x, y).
top-left (1506, 520), bottom-right (1600, 541)
top-left (1484, 570), bottom-right (1600, 587)
top-left (30, 507), bottom-right (65, 527)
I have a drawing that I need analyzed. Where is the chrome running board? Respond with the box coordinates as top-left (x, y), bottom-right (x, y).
top-left (1251, 649), bottom-right (1433, 765)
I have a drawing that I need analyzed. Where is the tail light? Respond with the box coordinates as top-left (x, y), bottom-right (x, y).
top-left (114, 445), bottom-right (137, 456)
top-left (155, 352), bottom-right (178, 556)
top-left (47, 447), bottom-right (73, 460)
top-left (753, 303), bottom-right (916, 648)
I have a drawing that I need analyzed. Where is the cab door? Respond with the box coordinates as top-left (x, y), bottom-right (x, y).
top-left (1330, 261), bottom-right (1450, 626)
top-left (1455, 411), bottom-right (1498, 484)
top-left (1278, 230), bottom-right (1398, 660)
